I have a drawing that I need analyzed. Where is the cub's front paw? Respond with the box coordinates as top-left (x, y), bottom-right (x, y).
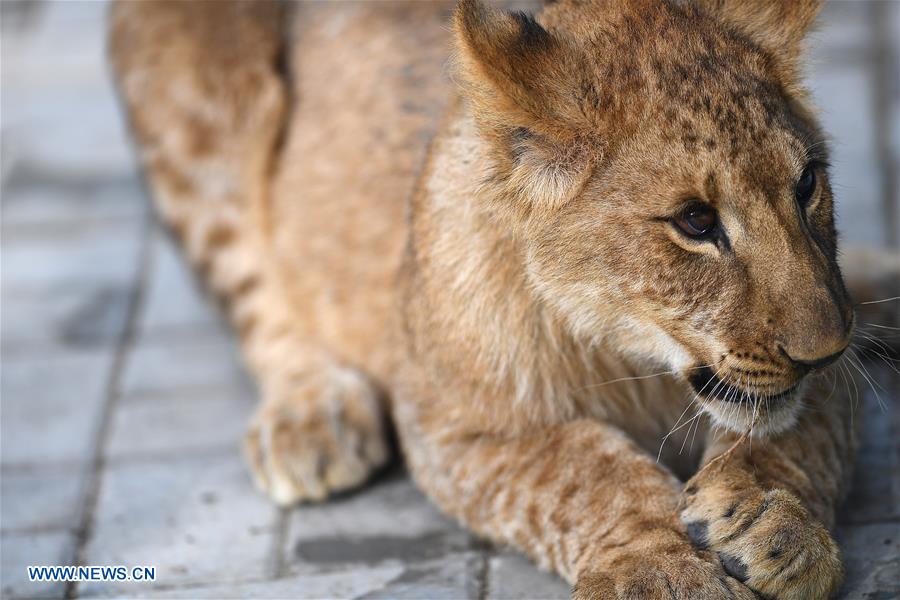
top-left (243, 367), bottom-right (389, 505)
top-left (681, 477), bottom-right (842, 599)
top-left (573, 551), bottom-right (754, 600)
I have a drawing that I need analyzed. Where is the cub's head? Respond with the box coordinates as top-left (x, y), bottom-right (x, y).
top-left (454, 0), bottom-right (852, 435)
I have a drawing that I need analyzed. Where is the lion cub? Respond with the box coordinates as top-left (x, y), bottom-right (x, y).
top-left (112, 0), bottom-right (857, 597)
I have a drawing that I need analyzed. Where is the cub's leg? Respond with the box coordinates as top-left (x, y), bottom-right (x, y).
top-left (109, 1), bottom-right (389, 504)
top-left (681, 381), bottom-right (854, 599)
top-left (241, 335), bottom-right (389, 504)
top-left (396, 401), bottom-right (753, 599)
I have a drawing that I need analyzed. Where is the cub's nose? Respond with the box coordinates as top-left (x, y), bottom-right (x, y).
top-left (779, 344), bottom-right (848, 376)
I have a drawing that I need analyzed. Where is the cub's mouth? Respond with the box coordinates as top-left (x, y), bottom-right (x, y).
top-left (687, 366), bottom-right (801, 403)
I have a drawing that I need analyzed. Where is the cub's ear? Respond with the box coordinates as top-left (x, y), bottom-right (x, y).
top-left (453, 0), bottom-right (595, 209)
top-left (695, 0), bottom-right (822, 66)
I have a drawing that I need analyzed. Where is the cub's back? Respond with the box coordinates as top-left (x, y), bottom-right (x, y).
top-left (269, 1), bottom-right (454, 380)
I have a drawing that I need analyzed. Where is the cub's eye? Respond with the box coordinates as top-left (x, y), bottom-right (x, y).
top-left (673, 202), bottom-right (718, 239)
top-left (795, 164), bottom-right (817, 207)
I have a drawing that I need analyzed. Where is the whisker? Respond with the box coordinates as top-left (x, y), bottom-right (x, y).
top-left (860, 323), bottom-right (900, 331)
top-left (845, 357), bottom-right (862, 412)
top-left (662, 396), bottom-right (703, 460)
top-left (684, 390), bottom-right (714, 455)
top-left (854, 329), bottom-right (897, 352)
top-left (856, 296), bottom-right (900, 306)
top-left (721, 375), bottom-right (740, 431)
top-left (749, 388), bottom-right (759, 450)
top-left (688, 364), bottom-right (738, 453)
top-left (656, 362), bottom-right (725, 462)
top-left (853, 332), bottom-right (899, 359)
top-left (576, 363), bottom-right (711, 394)
top-left (837, 361), bottom-right (855, 431)
top-left (849, 347), bottom-right (888, 392)
top-left (680, 406), bottom-right (707, 456)
top-left (851, 335), bottom-right (900, 373)
top-left (855, 326), bottom-right (899, 342)
top-left (845, 350), bottom-right (887, 412)
top-left (824, 365), bottom-right (839, 404)
top-left (688, 405), bottom-right (704, 453)
top-left (857, 331), bottom-right (900, 342)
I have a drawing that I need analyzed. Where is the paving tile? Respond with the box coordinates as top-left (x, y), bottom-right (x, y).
top-left (837, 522), bottom-right (900, 599)
top-left (137, 231), bottom-right (221, 337)
top-left (487, 549), bottom-right (570, 600)
top-left (359, 552), bottom-right (482, 600)
top-left (95, 569), bottom-right (407, 599)
top-left (1, 530), bottom-right (74, 599)
top-left (0, 349), bottom-right (113, 466)
top-left (106, 390), bottom-right (253, 459)
top-left (285, 471), bottom-right (474, 575)
top-left (843, 447), bottom-right (900, 525)
top-left (1, 0), bottom-right (135, 180)
top-left (0, 219), bottom-right (142, 352)
top-left (287, 471), bottom-right (464, 540)
top-left (145, 553), bottom-right (480, 600)
top-left (120, 331), bottom-right (253, 398)
top-left (133, 554), bottom-right (482, 600)
top-left (0, 465), bottom-right (83, 533)
top-left (79, 451), bottom-right (278, 596)
top-left (840, 372), bottom-right (900, 524)
top-left (0, 175), bottom-right (145, 230)
top-left (1, 284), bottom-right (133, 352)
top-left (1, 221), bottom-right (142, 292)
top-left (92, 563), bottom-right (406, 599)
top-left (487, 550), bottom-right (569, 600)
top-left (120, 554), bottom-right (482, 600)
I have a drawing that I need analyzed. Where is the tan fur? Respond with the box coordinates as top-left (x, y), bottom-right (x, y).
top-left (110, 1), bottom-right (890, 597)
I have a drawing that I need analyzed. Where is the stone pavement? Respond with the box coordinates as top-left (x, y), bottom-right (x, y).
top-left (1, 1), bottom-right (897, 598)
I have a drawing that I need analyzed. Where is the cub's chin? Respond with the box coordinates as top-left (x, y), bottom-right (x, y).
top-left (686, 366), bottom-right (807, 437)
top-left (702, 391), bottom-right (804, 437)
